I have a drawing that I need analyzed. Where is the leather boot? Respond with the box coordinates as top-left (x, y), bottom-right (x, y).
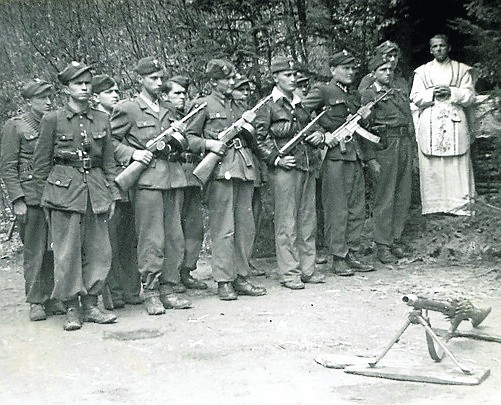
top-left (346, 251), bottom-right (375, 272)
top-left (159, 284), bottom-right (192, 309)
top-left (331, 256), bottom-right (354, 276)
top-left (248, 261), bottom-right (266, 276)
top-left (143, 290), bottom-right (165, 315)
top-left (301, 271), bottom-right (326, 284)
top-left (391, 244), bottom-right (406, 259)
top-left (44, 299), bottom-right (66, 316)
top-left (315, 254), bottom-right (328, 265)
top-left (232, 276), bottom-right (267, 296)
top-left (218, 282), bottom-right (238, 300)
top-left (63, 298), bottom-right (82, 331)
top-left (180, 268), bottom-right (208, 290)
top-left (29, 304), bottom-right (47, 321)
top-left (280, 280), bottom-right (305, 290)
top-left (377, 245), bottom-right (398, 264)
top-left (81, 295), bottom-right (117, 324)
top-left (172, 283), bottom-right (188, 293)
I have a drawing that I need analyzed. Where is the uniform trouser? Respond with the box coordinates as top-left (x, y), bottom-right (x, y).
top-left (49, 202), bottom-right (111, 301)
top-left (180, 186), bottom-right (204, 271)
top-left (373, 138), bottom-right (413, 246)
top-left (322, 159), bottom-right (366, 258)
top-left (250, 186), bottom-right (263, 257)
top-left (207, 179), bottom-right (254, 282)
top-left (134, 188), bottom-right (184, 291)
top-left (107, 201), bottom-right (141, 299)
top-left (270, 169), bottom-right (316, 283)
top-left (19, 205), bottom-right (54, 304)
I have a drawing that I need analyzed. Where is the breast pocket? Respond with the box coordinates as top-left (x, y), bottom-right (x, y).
top-left (55, 133), bottom-right (74, 148)
top-left (135, 120), bottom-right (157, 142)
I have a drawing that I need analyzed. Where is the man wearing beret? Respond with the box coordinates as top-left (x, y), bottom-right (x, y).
top-left (302, 50), bottom-right (380, 276)
top-left (254, 57), bottom-right (325, 289)
top-left (185, 58), bottom-right (267, 300)
top-left (32, 62), bottom-right (120, 331)
top-left (111, 57), bottom-right (191, 315)
top-left (0, 79), bottom-right (65, 321)
top-left (163, 74), bottom-right (208, 292)
top-left (92, 74), bottom-right (142, 308)
top-left (360, 55), bottom-right (415, 263)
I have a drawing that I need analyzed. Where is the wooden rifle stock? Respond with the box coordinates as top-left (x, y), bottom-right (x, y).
top-left (114, 103), bottom-right (206, 192)
top-left (192, 94), bottom-right (273, 185)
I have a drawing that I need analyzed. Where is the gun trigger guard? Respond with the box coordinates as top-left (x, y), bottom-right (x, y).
top-left (344, 135), bottom-right (353, 143)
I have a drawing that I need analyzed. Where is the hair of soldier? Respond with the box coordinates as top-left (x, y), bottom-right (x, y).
top-left (429, 34), bottom-right (449, 46)
top-left (163, 79), bottom-right (185, 94)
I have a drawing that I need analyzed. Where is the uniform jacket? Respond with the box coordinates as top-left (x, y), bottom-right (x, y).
top-left (32, 104), bottom-right (120, 215)
top-left (254, 86), bottom-right (320, 172)
top-left (302, 80), bottom-right (375, 162)
top-left (1, 111), bottom-right (42, 206)
top-left (185, 91), bottom-right (258, 182)
top-left (111, 95), bottom-right (187, 190)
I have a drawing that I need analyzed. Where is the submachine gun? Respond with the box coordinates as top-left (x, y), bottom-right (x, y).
top-left (328, 89), bottom-right (392, 152)
top-left (114, 102), bottom-right (207, 192)
top-left (192, 94), bottom-right (273, 185)
top-left (368, 295), bottom-right (492, 375)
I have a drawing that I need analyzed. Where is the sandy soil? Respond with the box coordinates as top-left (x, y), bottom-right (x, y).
top-left (0, 245), bottom-right (500, 405)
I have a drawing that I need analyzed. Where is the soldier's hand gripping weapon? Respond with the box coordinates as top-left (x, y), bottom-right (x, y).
top-left (192, 94), bottom-right (273, 185)
top-left (328, 89), bottom-right (392, 152)
top-left (278, 107), bottom-right (328, 156)
top-left (115, 102), bottom-right (206, 192)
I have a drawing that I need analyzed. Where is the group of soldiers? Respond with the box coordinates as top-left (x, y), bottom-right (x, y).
top-left (1, 38), bottom-right (422, 332)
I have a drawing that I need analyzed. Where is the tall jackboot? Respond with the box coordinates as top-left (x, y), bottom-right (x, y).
top-left (81, 295), bottom-right (117, 324)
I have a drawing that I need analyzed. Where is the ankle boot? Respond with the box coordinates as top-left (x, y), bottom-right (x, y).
top-left (180, 268), bottom-right (208, 290)
top-left (81, 295), bottom-right (117, 324)
top-left (63, 297), bottom-right (82, 331)
top-left (159, 284), bottom-right (192, 309)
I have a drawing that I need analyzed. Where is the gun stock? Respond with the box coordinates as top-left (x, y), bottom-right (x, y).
top-left (6, 217), bottom-right (17, 241)
top-left (192, 152), bottom-right (222, 184)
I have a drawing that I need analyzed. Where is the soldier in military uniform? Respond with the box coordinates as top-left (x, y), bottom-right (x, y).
top-left (302, 50), bottom-right (380, 276)
top-left (32, 62), bottom-right (119, 331)
top-left (111, 57), bottom-right (191, 315)
top-left (0, 79), bottom-right (65, 321)
top-left (163, 74), bottom-right (207, 292)
top-left (185, 59), bottom-right (267, 301)
top-left (254, 57), bottom-right (326, 289)
top-left (360, 55), bottom-right (414, 264)
top-left (92, 75), bottom-right (142, 307)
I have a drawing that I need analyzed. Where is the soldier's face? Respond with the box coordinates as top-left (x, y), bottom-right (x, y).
top-left (142, 70), bottom-right (164, 97)
top-left (97, 84), bottom-right (119, 111)
top-left (374, 62), bottom-right (394, 86)
top-left (67, 72), bottom-right (92, 102)
top-left (430, 38), bottom-right (450, 62)
top-left (384, 50), bottom-right (399, 68)
top-left (166, 81), bottom-right (187, 110)
top-left (215, 75), bottom-right (235, 96)
top-left (29, 90), bottom-right (52, 116)
top-left (232, 85), bottom-right (250, 102)
top-left (274, 70), bottom-right (296, 94)
top-left (331, 64), bottom-right (356, 85)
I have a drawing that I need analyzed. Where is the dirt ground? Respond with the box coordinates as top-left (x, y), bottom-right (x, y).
top-left (1, 237), bottom-right (500, 405)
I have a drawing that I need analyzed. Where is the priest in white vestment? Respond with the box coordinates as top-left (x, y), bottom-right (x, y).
top-left (410, 34), bottom-right (476, 216)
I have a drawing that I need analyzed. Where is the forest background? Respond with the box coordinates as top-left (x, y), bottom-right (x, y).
top-left (0, 0), bottom-right (500, 261)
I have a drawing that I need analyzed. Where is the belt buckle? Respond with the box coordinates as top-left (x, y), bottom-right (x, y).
top-left (233, 138), bottom-right (243, 150)
top-left (82, 157), bottom-right (92, 169)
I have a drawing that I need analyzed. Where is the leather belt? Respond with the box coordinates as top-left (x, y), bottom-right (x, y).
top-left (54, 157), bottom-right (103, 168)
top-left (157, 153), bottom-right (181, 162)
top-left (181, 152), bottom-right (202, 164)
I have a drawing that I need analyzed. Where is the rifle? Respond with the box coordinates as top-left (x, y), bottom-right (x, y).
top-left (328, 89), bottom-right (392, 152)
top-left (114, 102), bottom-right (206, 192)
top-left (278, 107), bottom-right (328, 156)
top-left (192, 94), bottom-right (273, 185)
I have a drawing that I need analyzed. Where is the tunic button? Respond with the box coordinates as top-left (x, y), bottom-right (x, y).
top-left (61, 136), bottom-right (66, 140)
top-left (27, 174), bottom-right (32, 179)
top-left (55, 180), bottom-right (61, 185)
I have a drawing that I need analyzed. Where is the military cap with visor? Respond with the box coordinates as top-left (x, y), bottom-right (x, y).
top-left (271, 57), bottom-right (296, 74)
top-left (91, 74), bottom-right (116, 94)
top-left (368, 53), bottom-right (392, 72)
top-left (58, 61), bottom-right (92, 85)
top-left (21, 79), bottom-right (52, 98)
top-left (234, 74), bottom-right (250, 89)
top-left (135, 56), bottom-right (163, 76)
top-left (168, 75), bottom-right (190, 88)
top-left (375, 40), bottom-right (400, 56)
top-left (329, 50), bottom-right (355, 67)
top-left (206, 59), bottom-right (236, 80)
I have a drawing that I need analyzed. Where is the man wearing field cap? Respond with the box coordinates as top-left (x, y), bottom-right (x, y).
top-left (186, 58), bottom-right (267, 300)
top-left (254, 56), bottom-right (325, 290)
top-left (360, 54), bottom-right (414, 264)
top-left (163, 74), bottom-right (208, 292)
top-left (32, 62), bottom-right (120, 331)
top-left (91, 74), bottom-right (142, 308)
top-left (111, 57), bottom-right (191, 315)
top-left (1, 79), bottom-right (66, 321)
top-left (303, 50), bottom-right (379, 276)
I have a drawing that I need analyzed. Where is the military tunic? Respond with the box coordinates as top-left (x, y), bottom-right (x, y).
top-left (302, 81), bottom-right (375, 258)
top-left (360, 81), bottom-right (414, 247)
top-left (0, 111), bottom-right (54, 304)
top-left (254, 86), bottom-right (319, 283)
top-left (32, 104), bottom-right (120, 301)
top-left (186, 91), bottom-right (258, 282)
top-left (111, 96), bottom-right (187, 292)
